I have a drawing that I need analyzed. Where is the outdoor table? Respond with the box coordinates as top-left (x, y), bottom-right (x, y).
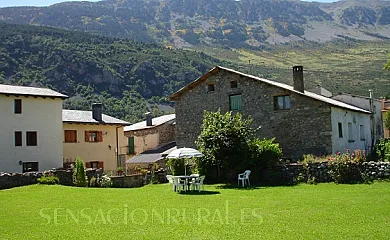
top-left (172, 175), bottom-right (199, 191)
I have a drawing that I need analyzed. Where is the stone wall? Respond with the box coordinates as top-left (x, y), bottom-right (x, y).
top-left (285, 161), bottom-right (390, 183)
top-left (111, 174), bottom-right (145, 188)
top-left (174, 69), bottom-right (333, 159)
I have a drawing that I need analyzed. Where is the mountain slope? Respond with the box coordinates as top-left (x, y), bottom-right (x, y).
top-left (0, 22), bottom-right (219, 122)
top-left (1, 0), bottom-right (390, 48)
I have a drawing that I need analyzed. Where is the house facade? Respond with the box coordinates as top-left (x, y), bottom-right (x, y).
top-left (0, 84), bottom-right (67, 173)
top-left (169, 66), bottom-right (372, 159)
top-left (62, 104), bottom-right (130, 172)
top-left (332, 93), bottom-right (383, 145)
top-left (124, 113), bottom-right (176, 171)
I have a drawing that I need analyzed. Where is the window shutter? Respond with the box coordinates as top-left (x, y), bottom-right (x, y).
top-left (98, 161), bottom-right (104, 169)
top-left (97, 131), bottom-right (103, 142)
top-left (128, 137), bottom-right (134, 154)
top-left (85, 131), bottom-right (89, 142)
top-left (86, 162), bottom-right (91, 168)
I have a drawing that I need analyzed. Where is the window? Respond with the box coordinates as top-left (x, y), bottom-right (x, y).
top-left (230, 80), bottom-right (238, 88)
top-left (14, 99), bottom-right (22, 114)
top-left (26, 132), bottom-right (37, 146)
top-left (274, 95), bottom-right (291, 110)
top-left (15, 131), bottom-right (22, 146)
top-left (348, 122), bottom-right (354, 142)
top-left (338, 122), bottom-right (343, 138)
top-left (360, 125), bottom-right (365, 141)
top-left (64, 130), bottom-right (77, 143)
top-left (85, 131), bottom-right (103, 142)
top-left (128, 137), bottom-right (135, 154)
top-left (22, 162), bottom-right (38, 173)
top-left (229, 94), bottom-right (242, 111)
top-left (86, 161), bottom-right (104, 169)
top-left (207, 83), bottom-right (215, 92)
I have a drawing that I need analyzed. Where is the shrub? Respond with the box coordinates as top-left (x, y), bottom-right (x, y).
top-left (327, 150), bottom-right (363, 184)
top-left (73, 157), bottom-right (87, 187)
top-left (100, 175), bottom-right (113, 188)
top-left (166, 158), bottom-right (185, 175)
top-left (37, 176), bottom-right (59, 185)
top-left (374, 139), bottom-right (390, 162)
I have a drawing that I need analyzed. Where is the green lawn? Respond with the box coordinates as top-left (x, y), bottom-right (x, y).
top-left (1, 182), bottom-right (390, 239)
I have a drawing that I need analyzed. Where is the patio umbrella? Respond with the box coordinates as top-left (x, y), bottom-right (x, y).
top-left (166, 148), bottom-right (203, 175)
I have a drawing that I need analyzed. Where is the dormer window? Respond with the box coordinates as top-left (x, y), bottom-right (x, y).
top-left (230, 80), bottom-right (238, 88)
top-left (207, 84), bottom-right (215, 92)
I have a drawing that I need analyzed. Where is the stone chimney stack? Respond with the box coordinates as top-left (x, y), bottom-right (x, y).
top-left (293, 66), bottom-right (304, 93)
top-left (92, 103), bottom-right (102, 122)
top-left (145, 112), bottom-right (152, 126)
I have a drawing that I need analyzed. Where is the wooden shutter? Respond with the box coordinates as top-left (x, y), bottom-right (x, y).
top-left (85, 131), bottom-right (89, 142)
top-left (86, 162), bottom-right (91, 168)
top-left (97, 131), bottom-right (103, 142)
top-left (128, 137), bottom-right (134, 154)
top-left (98, 161), bottom-right (104, 169)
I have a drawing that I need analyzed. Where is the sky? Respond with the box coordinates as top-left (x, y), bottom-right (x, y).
top-left (0, 0), bottom-right (339, 8)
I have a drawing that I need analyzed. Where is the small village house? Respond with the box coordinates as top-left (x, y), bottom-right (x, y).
top-left (169, 66), bottom-right (375, 159)
top-left (124, 113), bottom-right (176, 171)
top-left (0, 84), bottom-right (68, 173)
top-left (62, 104), bottom-right (130, 172)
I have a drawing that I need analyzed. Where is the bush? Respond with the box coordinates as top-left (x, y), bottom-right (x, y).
top-left (73, 157), bottom-right (87, 187)
top-left (328, 150), bottom-right (363, 184)
top-left (100, 175), bottom-right (113, 188)
top-left (37, 176), bottom-right (59, 185)
top-left (374, 139), bottom-right (390, 162)
top-left (166, 158), bottom-right (185, 175)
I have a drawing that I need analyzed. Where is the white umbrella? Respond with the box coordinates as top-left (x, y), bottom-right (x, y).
top-left (166, 148), bottom-right (203, 175)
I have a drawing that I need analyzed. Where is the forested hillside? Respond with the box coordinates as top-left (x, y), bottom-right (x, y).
top-left (0, 22), bottom-right (219, 123)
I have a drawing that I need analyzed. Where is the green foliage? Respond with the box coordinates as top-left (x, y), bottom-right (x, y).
top-left (37, 176), bottom-right (59, 185)
top-left (73, 157), bottom-right (87, 187)
top-left (384, 111), bottom-right (390, 131)
top-left (327, 150), bottom-right (364, 184)
top-left (196, 110), bottom-right (254, 182)
top-left (247, 138), bottom-right (282, 167)
top-left (100, 175), bottom-right (113, 188)
top-left (375, 139), bottom-right (390, 162)
top-left (166, 158), bottom-right (185, 176)
top-left (385, 53), bottom-right (390, 70)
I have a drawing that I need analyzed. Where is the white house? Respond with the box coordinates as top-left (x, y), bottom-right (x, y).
top-left (0, 84), bottom-right (68, 173)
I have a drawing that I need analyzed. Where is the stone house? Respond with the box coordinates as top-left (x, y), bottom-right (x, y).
top-left (0, 84), bottom-right (68, 173)
top-left (124, 113), bottom-right (176, 171)
top-left (62, 104), bottom-right (130, 172)
top-left (169, 66), bottom-right (373, 159)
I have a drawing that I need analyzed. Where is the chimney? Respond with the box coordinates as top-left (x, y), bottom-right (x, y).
top-left (145, 112), bottom-right (152, 126)
top-left (92, 103), bottom-right (102, 122)
top-left (293, 66), bottom-right (304, 93)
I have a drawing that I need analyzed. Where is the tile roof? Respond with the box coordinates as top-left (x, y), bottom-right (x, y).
top-left (126, 142), bottom-right (177, 164)
top-left (62, 110), bottom-right (130, 125)
top-left (169, 66), bottom-right (370, 114)
top-left (124, 114), bottom-right (175, 131)
top-left (0, 84), bottom-right (68, 99)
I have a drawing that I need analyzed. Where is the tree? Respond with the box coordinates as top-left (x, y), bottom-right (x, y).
top-left (195, 110), bottom-right (254, 182)
top-left (385, 53), bottom-right (390, 71)
top-left (73, 157), bottom-right (87, 187)
top-left (384, 111), bottom-right (390, 131)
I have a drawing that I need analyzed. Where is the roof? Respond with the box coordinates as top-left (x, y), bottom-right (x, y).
top-left (168, 66), bottom-right (370, 114)
top-left (0, 84), bottom-right (68, 99)
top-left (62, 110), bottom-right (130, 126)
top-left (126, 142), bottom-right (177, 164)
top-left (124, 114), bottom-right (175, 131)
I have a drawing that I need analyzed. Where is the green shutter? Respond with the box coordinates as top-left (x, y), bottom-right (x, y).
top-left (128, 137), bottom-right (134, 154)
top-left (230, 95), bottom-right (242, 111)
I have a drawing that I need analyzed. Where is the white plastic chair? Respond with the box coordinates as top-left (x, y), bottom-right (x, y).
top-left (238, 170), bottom-right (251, 187)
top-left (191, 175), bottom-right (205, 192)
top-left (166, 175), bottom-right (174, 190)
top-left (172, 176), bottom-right (186, 192)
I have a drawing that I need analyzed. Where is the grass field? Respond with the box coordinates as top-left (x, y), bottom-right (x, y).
top-left (1, 182), bottom-right (390, 239)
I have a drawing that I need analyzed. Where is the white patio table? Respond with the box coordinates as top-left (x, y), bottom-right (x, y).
top-left (172, 175), bottom-right (199, 192)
